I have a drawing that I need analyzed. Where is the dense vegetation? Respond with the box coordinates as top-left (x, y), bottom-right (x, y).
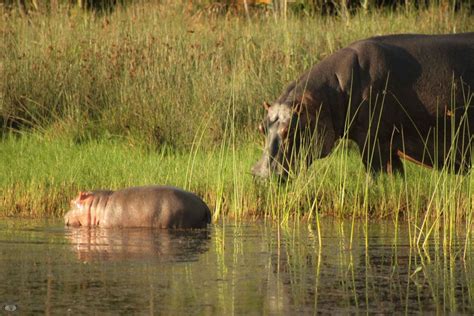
top-left (1, 1), bottom-right (473, 245)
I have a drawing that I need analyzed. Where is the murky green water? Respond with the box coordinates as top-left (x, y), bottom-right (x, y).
top-left (1, 219), bottom-right (473, 314)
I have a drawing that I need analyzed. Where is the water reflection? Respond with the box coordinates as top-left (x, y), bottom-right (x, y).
top-left (269, 222), bottom-right (474, 314)
top-left (65, 228), bottom-right (211, 262)
top-left (0, 220), bottom-right (473, 314)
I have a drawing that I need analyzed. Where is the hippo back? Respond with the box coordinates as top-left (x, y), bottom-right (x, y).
top-left (103, 186), bottom-right (211, 228)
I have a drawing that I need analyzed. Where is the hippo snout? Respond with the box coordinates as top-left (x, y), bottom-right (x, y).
top-left (252, 157), bottom-right (289, 181)
top-left (64, 217), bottom-right (80, 227)
top-left (251, 158), bottom-right (271, 179)
top-left (64, 209), bottom-right (82, 227)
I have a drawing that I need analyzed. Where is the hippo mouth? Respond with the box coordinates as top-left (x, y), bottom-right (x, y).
top-left (251, 158), bottom-right (272, 179)
top-left (251, 154), bottom-right (289, 181)
top-left (66, 219), bottom-right (82, 227)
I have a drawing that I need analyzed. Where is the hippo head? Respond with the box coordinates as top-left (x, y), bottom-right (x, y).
top-left (64, 208), bottom-right (83, 227)
top-left (64, 191), bottom-right (93, 227)
top-left (252, 92), bottom-right (337, 180)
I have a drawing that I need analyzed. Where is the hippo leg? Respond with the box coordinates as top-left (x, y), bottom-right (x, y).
top-left (380, 149), bottom-right (404, 175)
top-left (387, 153), bottom-right (404, 175)
top-left (356, 136), bottom-right (404, 176)
top-left (368, 147), bottom-right (404, 176)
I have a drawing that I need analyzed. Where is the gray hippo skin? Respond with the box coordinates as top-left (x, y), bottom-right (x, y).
top-left (64, 186), bottom-right (211, 228)
top-left (252, 33), bottom-right (474, 178)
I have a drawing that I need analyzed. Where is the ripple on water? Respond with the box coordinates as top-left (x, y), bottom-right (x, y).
top-left (0, 219), bottom-right (473, 314)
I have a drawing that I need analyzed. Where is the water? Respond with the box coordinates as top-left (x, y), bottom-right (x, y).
top-left (1, 219), bottom-right (473, 314)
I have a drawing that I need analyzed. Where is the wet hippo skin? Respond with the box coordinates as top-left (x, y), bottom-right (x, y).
top-left (64, 185), bottom-right (211, 228)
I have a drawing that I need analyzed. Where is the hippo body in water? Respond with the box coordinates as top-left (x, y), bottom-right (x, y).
top-left (64, 186), bottom-right (211, 229)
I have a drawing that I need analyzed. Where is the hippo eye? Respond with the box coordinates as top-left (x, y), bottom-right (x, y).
top-left (259, 118), bottom-right (273, 134)
top-left (279, 126), bottom-right (289, 138)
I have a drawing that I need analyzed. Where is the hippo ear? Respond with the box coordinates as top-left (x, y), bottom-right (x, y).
top-left (78, 191), bottom-right (92, 201)
top-left (294, 100), bottom-right (304, 114)
top-left (263, 101), bottom-right (271, 111)
top-left (293, 92), bottom-right (314, 114)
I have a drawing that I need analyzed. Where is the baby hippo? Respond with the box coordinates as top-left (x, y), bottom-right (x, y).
top-left (65, 185), bottom-right (211, 229)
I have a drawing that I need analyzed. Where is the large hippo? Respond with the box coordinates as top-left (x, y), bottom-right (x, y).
top-left (252, 33), bottom-right (474, 179)
top-left (64, 186), bottom-right (211, 228)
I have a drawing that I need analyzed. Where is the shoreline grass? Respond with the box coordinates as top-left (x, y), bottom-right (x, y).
top-left (1, 134), bottom-right (472, 220)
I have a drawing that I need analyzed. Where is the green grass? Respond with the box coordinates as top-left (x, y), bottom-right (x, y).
top-left (2, 3), bottom-right (472, 148)
top-left (1, 134), bottom-right (472, 225)
top-left (0, 134), bottom-right (256, 218)
top-left (1, 3), bottom-right (473, 247)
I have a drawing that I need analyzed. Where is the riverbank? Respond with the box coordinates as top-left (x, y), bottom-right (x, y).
top-left (2, 135), bottom-right (472, 223)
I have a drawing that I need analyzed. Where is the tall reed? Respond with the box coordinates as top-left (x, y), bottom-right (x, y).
top-left (1, 3), bottom-right (473, 246)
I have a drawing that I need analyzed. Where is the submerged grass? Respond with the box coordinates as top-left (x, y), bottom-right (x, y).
top-left (1, 3), bottom-right (474, 247)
